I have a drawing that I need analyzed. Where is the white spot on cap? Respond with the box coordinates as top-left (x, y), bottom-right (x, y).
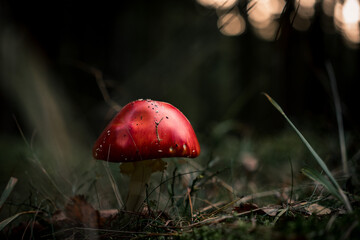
top-left (169, 147), bottom-right (174, 153)
top-left (158, 149), bottom-right (163, 153)
top-left (183, 144), bottom-right (187, 151)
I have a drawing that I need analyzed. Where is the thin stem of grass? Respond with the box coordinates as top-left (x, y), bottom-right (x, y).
top-left (287, 158), bottom-right (294, 217)
top-left (74, 61), bottom-right (121, 112)
top-left (0, 177), bottom-right (17, 212)
top-left (350, 149), bottom-right (360, 163)
top-left (102, 161), bottom-right (124, 209)
top-left (141, 170), bottom-right (203, 212)
top-left (170, 167), bottom-right (177, 207)
top-left (263, 93), bottom-right (352, 213)
top-left (156, 171), bottom-right (165, 212)
top-left (13, 115), bottom-right (69, 202)
top-left (0, 210), bottom-right (39, 232)
top-left (326, 61), bottom-right (348, 176)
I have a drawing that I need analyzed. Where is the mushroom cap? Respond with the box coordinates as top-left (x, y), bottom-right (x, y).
top-left (93, 99), bottom-right (200, 162)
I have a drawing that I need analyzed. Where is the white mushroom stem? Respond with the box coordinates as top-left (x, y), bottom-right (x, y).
top-left (125, 162), bottom-right (152, 212)
top-left (120, 159), bottom-right (167, 212)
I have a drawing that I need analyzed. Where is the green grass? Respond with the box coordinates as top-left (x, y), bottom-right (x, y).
top-left (263, 93), bottom-right (352, 213)
top-left (1, 73), bottom-right (359, 239)
top-left (1, 105), bottom-right (360, 239)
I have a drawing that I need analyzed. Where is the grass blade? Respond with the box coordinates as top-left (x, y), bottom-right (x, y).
top-left (263, 93), bottom-right (352, 213)
top-left (301, 168), bottom-right (342, 200)
top-left (272, 207), bottom-right (288, 226)
top-left (326, 61), bottom-right (348, 176)
top-left (0, 211), bottom-right (37, 232)
top-left (0, 177), bottom-right (18, 211)
top-left (103, 162), bottom-right (124, 209)
top-left (13, 116), bottom-right (69, 202)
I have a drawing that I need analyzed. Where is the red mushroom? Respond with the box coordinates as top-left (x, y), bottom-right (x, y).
top-left (93, 99), bottom-right (200, 211)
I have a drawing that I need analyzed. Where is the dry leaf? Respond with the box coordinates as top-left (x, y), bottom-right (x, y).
top-left (262, 205), bottom-right (281, 217)
top-left (99, 209), bottom-right (119, 219)
top-left (233, 203), bottom-right (259, 214)
top-left (304, 203), bottom-right (331, 215)
top-left (64, 195), bottom-right (100, 228)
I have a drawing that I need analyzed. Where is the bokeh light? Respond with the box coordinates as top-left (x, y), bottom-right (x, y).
top-left (197, 0), bottom-right (359, 46)
top-left (322, 0), bottom-right (336, 16)
top-left (247, 0), bottom-right (285, 40)
top-left (196, 0), bottom-right (238, 9)
top-left (253, 20), bottom-right (279, 40)
top-left (217, 8), bottom-right (246, 36)
top-left (342, 0), bottom-right (360, 24)
top-left (292, 12), bottom-right (312, 31)
top-left (295, 0), bottom-right (316, 18)
top-left (334, 0), bottom-right (360, 46)
top-left (197, 0), bottom-right (245, 36)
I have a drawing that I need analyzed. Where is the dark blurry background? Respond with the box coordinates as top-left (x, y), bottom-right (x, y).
top-left (0, 0), bottom-right (359, 203)
top-left (1, 0), bottom-right (359, 133)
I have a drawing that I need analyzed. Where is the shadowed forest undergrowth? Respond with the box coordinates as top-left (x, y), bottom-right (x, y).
top-left (1, 94), bottom-right (360, 239)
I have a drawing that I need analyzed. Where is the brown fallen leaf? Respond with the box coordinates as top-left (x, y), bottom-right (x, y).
top-left (262, 205), bottom-right (282, 217)
top-left (51, 196), bottom-right (121, 230)
top-left (233, 203), bottom-right (259, 214)
top-left (304, 203), bottom-right (331, 216)
top-left (64, 195), bottom-right (100, 228)
top-left (233, 203), bottom-right (284, 217)
top-left (292, 201), bottom-right (332, 216)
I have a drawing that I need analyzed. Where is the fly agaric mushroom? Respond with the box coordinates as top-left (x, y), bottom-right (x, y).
top-left (93, 99), bottom-right (200, 211)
